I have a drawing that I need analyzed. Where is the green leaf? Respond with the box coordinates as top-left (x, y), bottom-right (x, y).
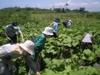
top-left (83, 49), bottom-right (92, 56)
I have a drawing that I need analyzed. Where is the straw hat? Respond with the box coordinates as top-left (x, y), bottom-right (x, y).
top-left (42, 27), bottom-right (53, 36)
top-left (19, 40), bottom-right (34, 55)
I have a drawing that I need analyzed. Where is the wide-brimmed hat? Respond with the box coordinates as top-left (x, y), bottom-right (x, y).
top-left (19, 40), bottom-right (34, 55)
top-left (42, 27), bottom-right (53, 36)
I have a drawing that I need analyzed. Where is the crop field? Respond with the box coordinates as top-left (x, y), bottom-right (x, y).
top-left (0, 8), bottom-right (100, 75)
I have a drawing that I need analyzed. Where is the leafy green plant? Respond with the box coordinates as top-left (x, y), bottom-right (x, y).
top-left (0, 8), bottom-right (100, 75)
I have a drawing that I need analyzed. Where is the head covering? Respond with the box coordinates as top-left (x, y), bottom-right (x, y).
top-left (42, 27), bottom-right (53, 36)
top-left (54, 18), bottom-right (60, 22)
top-left (12, 22), bottom-right (17, 26)
top-left (69, 19), bottom-right (72, 22)
top-left (19, 40), bottom-right (34, 55)
top-left (82, 33), bottom-right (92, 43)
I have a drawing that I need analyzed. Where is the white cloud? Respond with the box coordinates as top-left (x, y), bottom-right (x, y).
top-left (54, 2), bottom-right (65, 7)
top-left (67, 1), bottom-right (100, 11)
top-left (50, 2), bottom-right (66, 8)
top-left (92, 1), bottom-right (100, 5)
top-left (49, 1), bottom-right (100, 11)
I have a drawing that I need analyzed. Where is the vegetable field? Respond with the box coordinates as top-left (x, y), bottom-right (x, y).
top-left (0, 8), bottom-right (100, 75)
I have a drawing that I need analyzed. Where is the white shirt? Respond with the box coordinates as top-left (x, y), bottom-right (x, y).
top-left (82, 33), bottom-right (92, 43)
top-left (0, 44), bottom-right (18, 58)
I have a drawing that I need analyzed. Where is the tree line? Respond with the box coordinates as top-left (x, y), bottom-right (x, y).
top-left (0, 7), bottom-right (88, 13)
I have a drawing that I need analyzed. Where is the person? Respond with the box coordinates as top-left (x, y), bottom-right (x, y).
top-left (4, 22), bottom-right (24, 74)
top-left (0, 40), bottom-right (35, 75)
top-left (4, 22), bottom-right (24, 44)
top-left (50, 18), bottom-right (60, 37)
top-left (25, 27), bottom-right (54, 75)
top-left (63, 19), bottom-right (72, 28)
top-left (81, 32), bottom-right (93, 50)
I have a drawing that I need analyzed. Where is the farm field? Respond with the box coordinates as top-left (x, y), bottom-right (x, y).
top-left (0, 8), bottom-right (100, 75)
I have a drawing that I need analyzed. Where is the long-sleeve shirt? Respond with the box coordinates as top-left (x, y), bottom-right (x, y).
top-left (0, 44), bottom-right (19, 58)
top-left (34, 34), bottom-right (46, 55)
top-left (52, 22), bottom-right (59, 33)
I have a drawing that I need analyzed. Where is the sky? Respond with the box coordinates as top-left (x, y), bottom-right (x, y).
top-left (0, 0), bottom-right (100, 12)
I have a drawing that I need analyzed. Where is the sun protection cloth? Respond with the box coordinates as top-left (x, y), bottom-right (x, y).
top-left (19, 40), bottom-right (34, 55)
top-left (42, 27), bottom-right (53, 35)
top-left (82, 33), bottom-right (92, 43)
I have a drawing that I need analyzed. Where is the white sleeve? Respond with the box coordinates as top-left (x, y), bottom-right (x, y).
top-left (4, 24), bottom-right (10, 30)
top-left (0, 44), bottom-right (11, 57)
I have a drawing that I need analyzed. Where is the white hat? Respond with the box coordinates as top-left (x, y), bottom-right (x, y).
top-left (42, 27), bottom-right (53, 35)
top-left (19, 40), bottom-right (34, 55)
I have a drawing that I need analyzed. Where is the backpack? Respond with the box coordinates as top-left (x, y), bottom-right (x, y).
top-left (5, 25), bottom-right (16, 37)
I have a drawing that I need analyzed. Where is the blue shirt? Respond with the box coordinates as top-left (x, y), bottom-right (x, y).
top-left (53, 22), bottom-right (59, 33)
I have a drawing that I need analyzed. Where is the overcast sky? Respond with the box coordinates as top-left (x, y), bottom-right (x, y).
top-left (0, 0), bottom-right (100, 12)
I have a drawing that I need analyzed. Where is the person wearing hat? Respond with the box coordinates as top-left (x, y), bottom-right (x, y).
top-left (3, 22), bottom-right (24, 74)
top-left (50, 18), bottom-right (60, 37)
top-left (25, 27), bottom-right (54, 75)
top-left (63, 19), bottom-right (72, 28)
top-left (4, 22), bottom-right (24, 44)
top-left (81, 32), bottom-right (93, 50)
top-left (0, 40), bottom-right (34, 75)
